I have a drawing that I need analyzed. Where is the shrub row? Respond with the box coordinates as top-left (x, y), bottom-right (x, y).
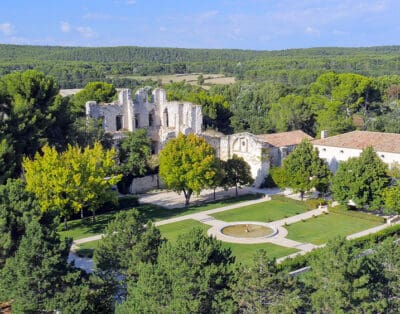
top-left (329, 205), bottom-right (385, 223)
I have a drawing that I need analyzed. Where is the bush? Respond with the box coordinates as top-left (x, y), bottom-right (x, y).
top-left (305, 198), bottom-right (327, 210)
top-left (261, 173), bottom-right (277, 188)
top-left (329, 205), bottom-right (385, 223)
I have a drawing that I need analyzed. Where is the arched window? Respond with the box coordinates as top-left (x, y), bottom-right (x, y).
top-left (163, 108), bottom-right (169, 127)
top-left (149, 110), bottom-right (154, 127)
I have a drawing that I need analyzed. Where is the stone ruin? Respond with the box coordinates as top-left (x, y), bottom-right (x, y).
top-left (85, 87), bottom-right (202, 153)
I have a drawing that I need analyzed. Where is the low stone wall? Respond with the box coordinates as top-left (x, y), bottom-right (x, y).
top-left (129, 174), bottom-right (165, 194)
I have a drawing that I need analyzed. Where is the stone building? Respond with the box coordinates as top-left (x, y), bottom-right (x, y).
top-left (85, 87), bottom-right (202, 153)
top-left (202, 130), bottom-right (312, 187)
top-left (86, 88), bottom-right (312, 188)
top-left (313, 130), bottom-right (400, 172)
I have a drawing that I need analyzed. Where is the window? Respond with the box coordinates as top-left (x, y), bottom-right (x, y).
top-left (163, 108), bottom-right (169, 127)
top-left (322, 148), bottom-right (326, 152)
top-left (135, 114), bottom-right (140, 128)
top-left (340, 150), bottom-right (344, 153)
top-left (149, 112), bottom-right (154, 127)
top-left (116, 115), bottom-right (123, 131)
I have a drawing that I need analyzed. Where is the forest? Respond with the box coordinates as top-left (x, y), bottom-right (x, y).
top-left (1, 44), bottom-right (400, 88)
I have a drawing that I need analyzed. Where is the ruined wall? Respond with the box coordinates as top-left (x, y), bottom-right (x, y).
top-left (129, 174), bottom-right (166, 194)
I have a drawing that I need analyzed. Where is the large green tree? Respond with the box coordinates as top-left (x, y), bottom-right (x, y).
top-left (0, 70), bottom-right (60, 179)
top-left (0, 179), bottom-right (39, 268)
top-left (331, 147), bottom-right (390, 210)
top-left (268, 94), bottom-right (315, 135)
top-left (118, 228), bottom-right (236, 313)
top-left (281, 140), bottom-right (331, 200)
top-left (233, 251), bottom-right (304, 313)
top-left (23, 142), bottom-right (121, 226)
top-left (0, 220), bottom-right (90, 313)
top-left (117, 129), bottom-right (151, 194)
top-left (71, 81), bottom-right (116, 116)
top-left (94, 210), bottom-right (163, 300)
top-left (159, 133), bottom-right (218, 206)
top-left (307, 237), bottom-right (388, 313)
top-left (223, 154), bottom-right (254, 197)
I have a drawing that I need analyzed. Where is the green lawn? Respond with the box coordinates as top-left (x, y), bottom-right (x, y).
top-left (157, 219), bottom-right (210, 242)
top-left (286, 212), bottom-right (382, 245)
top-left (158, 219), bottom-right (297, 264)
top-left (59, 194), bottom-right (261, 240)
top-left (211, 195), bottom-right (308, 222)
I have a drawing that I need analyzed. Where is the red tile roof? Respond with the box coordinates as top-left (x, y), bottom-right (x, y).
top-left (312, 131), bottom-right (400, 154)
top-left (256, 130), bottom-right (313, 147)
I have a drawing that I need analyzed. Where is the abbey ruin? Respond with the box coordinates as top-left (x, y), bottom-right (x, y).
top-left (86, 88), bottom-right (311, 188)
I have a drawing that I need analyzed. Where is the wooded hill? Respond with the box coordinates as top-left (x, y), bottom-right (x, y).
top-left (1, 44), bottom-right (400, 88)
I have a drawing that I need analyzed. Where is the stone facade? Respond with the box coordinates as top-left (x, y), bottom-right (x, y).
top-left (87, 88), bottom-right (312, 189)
top-left (86, 88), bottom-right (202, 153)
top-left (202, 130), bottom-right (312, 187)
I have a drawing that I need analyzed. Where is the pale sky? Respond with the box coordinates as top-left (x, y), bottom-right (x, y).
top-left (0, 0), bottom-right (399, 50)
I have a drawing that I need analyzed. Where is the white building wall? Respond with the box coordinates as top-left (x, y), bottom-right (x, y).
top-left (314, 145), bottom-right (400, 172)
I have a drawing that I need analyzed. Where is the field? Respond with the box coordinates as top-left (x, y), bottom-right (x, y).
top-left (211, 195), bottom-right (308, 222)
top-left (286, 212), bottom-right (382, 245)
top-left (107, 73), bottom-right (235, 88)
top-left (59, 194), bottom-right (261, 240)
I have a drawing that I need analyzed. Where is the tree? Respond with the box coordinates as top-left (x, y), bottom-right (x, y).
top-left (197, 74), bottom-right (205, 85)
top-left (118, 228), bottom-right (236, 313)
top-left (72, 81), bottom-right (116, 116)
top-left (0, 220), bottom-right (90, 313)
top-left (159, 133), bottom-right (218, 206)
top-left (308, 237), bottom-right (388, 313)
top-left (223, 154), bottom-right (254, 197)
top-left (117, 129), bottom-right (151, 194)
top-left (0, 70), bottom-right (60, 179)
top-left (383, 185), bottom-right (400, 214)
top-left (0, 179), bottom-right (39, 268)
top-left (268, 94), bottom-right (315, 135)
top-left (233, 251), bottom-right (304, 313)
top-left (94, 210), bottom-right (163, 302)
top-left (281, 140), bottom-right (331, 200)
top-left (331, 147), bottom-right (389, 210)
top-left (23, 143), bottom-right (121, 226)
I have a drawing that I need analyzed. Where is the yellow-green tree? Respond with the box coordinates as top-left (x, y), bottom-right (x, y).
top-left (23, 142), bottom-right (121, 227)
top-left (159, 133), bottom-right (217, 206)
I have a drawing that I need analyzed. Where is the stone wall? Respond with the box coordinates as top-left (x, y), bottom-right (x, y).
top-left (129, 174), bottom-right (165, 194)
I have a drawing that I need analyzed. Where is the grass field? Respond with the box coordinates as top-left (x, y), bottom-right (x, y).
top-left (158, 219), bottom-right (297, 264)
top-left (285, 212), bottom-right (382, 245)
top-left (106, 73), bottom-right (235, 87)
top-left (59, 194), bottom-right (261, 240)
top-left (211, 195), bottom-right (309, 223)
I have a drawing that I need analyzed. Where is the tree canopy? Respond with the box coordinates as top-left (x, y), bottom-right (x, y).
top-left (159, 133), bottom-right (218, 206)
top-left (331, 147), bottom-right (390, 210)
top-left (280, 140), bottom-right (331, 199)
top-left (23, 142), bottom-right (121, 225)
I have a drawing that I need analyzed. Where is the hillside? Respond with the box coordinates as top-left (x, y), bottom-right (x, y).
top-left (1, 44), bottom-right (400, 88)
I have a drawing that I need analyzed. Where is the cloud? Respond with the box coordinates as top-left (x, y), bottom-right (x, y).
top-left (125, 0), bottom-right (136, 4)
top-left (159, 26), bottom-right (167, 32)
top-left (83, 12), bottom-right (113, 20)
top-left (0, 22), bottom-right (13, 36)
top-left (76, 26), bottom-right (95, 38)
top-left (305, 26), bottom-right (320, 35)
top-left (60, 21), bottom-right (71, 33)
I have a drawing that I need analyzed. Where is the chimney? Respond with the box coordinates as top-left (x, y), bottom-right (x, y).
top-left (321, 130), bottom-right (328, 139)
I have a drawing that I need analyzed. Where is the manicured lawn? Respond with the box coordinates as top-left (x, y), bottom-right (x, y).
top-left (75, 240), bottom-right (101, 258)
top-left (285, 212), bottom-right (382, 245)
top-left (158, 219), bottom-right (297, 264)
top-left (211, 195), bottom-right (309, 222)
top-left (59, 194), bottom-right (261, 240)
top-left (222, 243), bottom-right (297, 265)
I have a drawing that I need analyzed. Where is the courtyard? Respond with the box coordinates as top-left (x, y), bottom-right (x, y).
top-left (63, 190), bottom-right (391, 266)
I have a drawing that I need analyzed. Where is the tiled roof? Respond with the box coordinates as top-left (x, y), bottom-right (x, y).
top-left (256, 130), bottom-right (313, 147)
top-left (312, 131), bottom-right (400, 154)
